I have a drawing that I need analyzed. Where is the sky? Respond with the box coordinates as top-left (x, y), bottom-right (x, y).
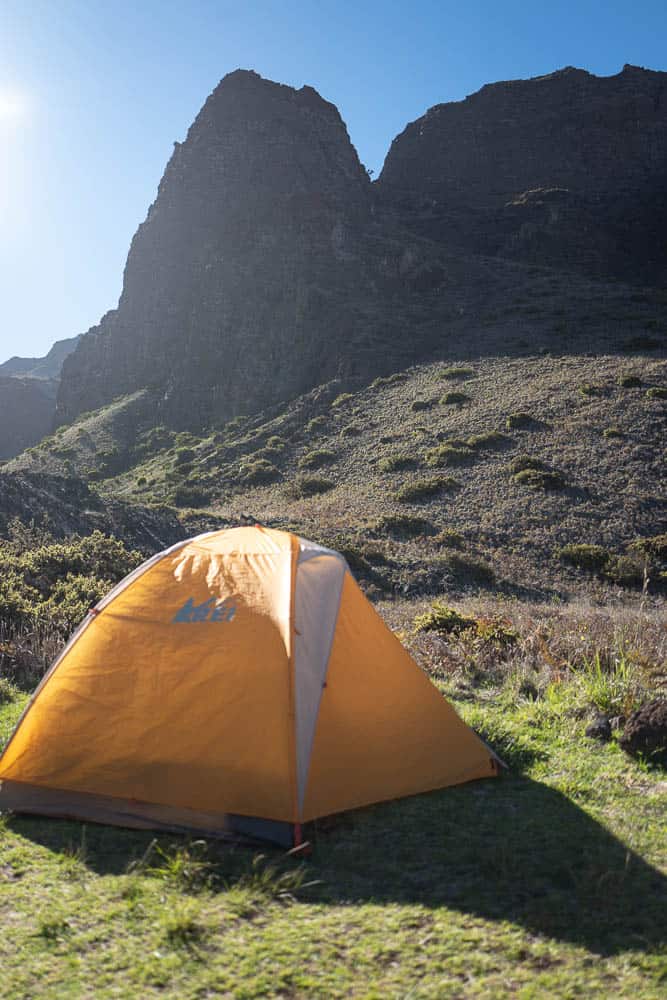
top-left (1, 0), bottom-right (666, 364)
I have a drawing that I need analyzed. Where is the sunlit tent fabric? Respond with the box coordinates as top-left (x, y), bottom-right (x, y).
top-left (0, 527), bottom-right (498, 844)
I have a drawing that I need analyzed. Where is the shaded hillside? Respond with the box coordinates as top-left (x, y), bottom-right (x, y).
top-left (54, 66), bottom-right (667, 435)
top-left (0, 336), bottom-right (81, 459)
top-left (377, 65), bottom-right (667, 283)
top-left (0, 377), bottom-right (57, 461)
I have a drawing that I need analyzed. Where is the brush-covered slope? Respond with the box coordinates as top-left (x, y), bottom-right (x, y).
top-left (13, 330), bottom-right (666, 595)
top-left (378, 65), bottom-right (667, 283)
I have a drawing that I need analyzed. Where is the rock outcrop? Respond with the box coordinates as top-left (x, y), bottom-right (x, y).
top-left (54, 65), bottom-right (667, 432)
top-left (57, 71), bottom-right (433, 429)
top-left (377, 65), bottom-right (667, 283)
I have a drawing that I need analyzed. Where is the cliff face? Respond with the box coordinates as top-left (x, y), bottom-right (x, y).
top-left (57, 71), bottom-right (402, 427)
top-left (377, 65), bottom-right (667, 282)
top-left (55, 65), bottom-right (667, 432)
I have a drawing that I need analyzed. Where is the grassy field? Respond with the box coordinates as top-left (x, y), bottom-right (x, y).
top-left (1, 596), bottom-right (665, 999)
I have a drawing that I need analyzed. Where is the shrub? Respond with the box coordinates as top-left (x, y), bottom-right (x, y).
top-left (443, 552), bottom-right (496, 587)
top-left (558, 543), bottom-right (611, 573)
top-left (374, 514), bottom-right (436, 538)
top-left (331, 392), bottom-right (354, 408)
top-left (305, 415), bottom-right (328, 434)
top-left (378, 453), bottom-right (418, 473)
top-left (441, 391), bottom-right (470, 405)
top-left (513, 469), bottom-right (566, 490)
top-left (435, 529), bottom-right (465, 549)
top-left (414, 603), bottom-right (476, 634)
top-left (370, 373), bottom-right (407, 388)
top-left (579, 383), bottom-right (605, 397)
top-left (425, 444), bottom-right (474, 467)
top-left (465, 431), bottom-right (508, 450)
top-left (239, 458), bottom-right (281, 485)
top-left (618, 374), bottom-right (643, 388)
top-left (341, 424), bottom-right (361, 437)
top-left (629, 533), bottom-right (667, 560)
top-left (603, 427), bottom-right (624, 439)
top-left (411, 399), bottom-right (434, 412)
top-left (171, 485), bottom-right (208, 507)
top-left (299, 449), bottom-right (336, 470)
top-left (646, 387), bottom-right (667, 400)
top-left (395, 477), bottom-right (459, 502)
top-left (509, 455), bottom-right (545, 475)
top-left (438, 367), bottom-right (474, 380)
top-left (505, 412), bottom-right (534, 430)
top-left (290, 476), bottom-right (335, 498)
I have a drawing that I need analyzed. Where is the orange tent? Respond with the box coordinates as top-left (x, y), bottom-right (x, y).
top-left (0, 527), bottom-right (498, 844)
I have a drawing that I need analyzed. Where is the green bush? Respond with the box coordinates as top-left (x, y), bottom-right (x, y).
top-left (410, 399), bottom-right (435, 412)
top-left (465, 431), bottom-right (508, 450)
top-left (629, 533), bottom-right (667, 560)
top-left (505, 412), bottom-right (534, 430)
top-left (509, 455), bottom-right (545, 475)
top-left (425, 444), bottom-right (474, 467)
top-left (305, 415), bottom-right (328, 434)
top-left (341, 424), bottom-right (361, 437)
top-left (299, 449), bottom-right (336, 470)
top-left (394, 477), bottom-right (459, 502)
top-left (290, 476), bottom-right (335, 498)
top-left (557, 543), bottom-right (611, 573)
top-left (438, 367), bottom-right (474, 380)
top-left (441, 391), bottom-right (470, 405)
top-left (435, 529), bottom-right (465, 549)
top-left (513, 469), bottom-right (566, 490)
top-left (378, 453), bottom-right (418, 473)
top-left (603, 427), bottom-right (624, 439)
top-left (579, 383), bottom-right (606, 397)
top-left (374, 514), bottom-right (436, 538)
top-left (331, 392), bottom-right (355, 408)
top-left (174, 447), bottom-right (196, 465)
top-left (646, 387), bottom-right (667, 400)
top-left (370, 373), bottom-right (407, 388)
top-left (171, 485), bottom-right (209, 507)
top-left (239, 458), bottom-right (281, 485)
top-left (414, 603), bottom-right (476, 634)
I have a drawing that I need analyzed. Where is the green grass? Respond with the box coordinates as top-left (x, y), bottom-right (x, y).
top-left (0, 644), bottom-right (665, 998)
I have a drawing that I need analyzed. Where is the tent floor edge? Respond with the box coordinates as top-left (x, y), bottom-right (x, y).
top-left (0, 780), bottom-right (294, 847)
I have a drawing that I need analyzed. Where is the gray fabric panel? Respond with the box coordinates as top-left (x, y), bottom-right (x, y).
top-left (293, 553), bottom-right (346, 815)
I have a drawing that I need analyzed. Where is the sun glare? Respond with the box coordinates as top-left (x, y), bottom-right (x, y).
top-left (0, 91), bottom-right (27, 120)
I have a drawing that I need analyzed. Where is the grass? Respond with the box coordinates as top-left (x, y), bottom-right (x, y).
top-left (0, 595), bottom-right (665, 998)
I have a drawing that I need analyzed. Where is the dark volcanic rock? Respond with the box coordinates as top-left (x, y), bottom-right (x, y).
top-left (378, 65), bottom-right (667, 283)
top-left (54, 65), bottom-right (667, 435)
top-left (0, 377), bottom-right (57, 460)
top-left (57, 71), bottom-right (423, 429)
top-left (585, 715), bottom-right (612, 742)
top-left (619, 700), bottom-right (667, 762)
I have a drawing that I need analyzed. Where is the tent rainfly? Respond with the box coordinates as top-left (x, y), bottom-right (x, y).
top-left (0, 527), bottom-right (499, 845)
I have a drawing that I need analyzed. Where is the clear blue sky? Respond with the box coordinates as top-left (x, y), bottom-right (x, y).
top-left (1, 0), bottom-right (666, 363)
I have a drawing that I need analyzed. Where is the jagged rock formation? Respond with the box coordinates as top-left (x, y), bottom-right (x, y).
top-left (54, 65), bottom-right (667, 431)
top-left (57, 71), bottom-right (440, 429)
top-left (377, 65), bottom-right (667, 283)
